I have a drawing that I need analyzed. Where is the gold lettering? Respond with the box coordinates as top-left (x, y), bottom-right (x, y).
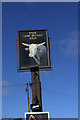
top-left (34, 37), bottom-right (37, 39)
top-left (31, 34), bottom-right (43, 37)
top-left (37, 34), bottom-right (43, 37)
top-left (32, 34), bottom-right (36, 37)
top-left (29, 37), bottom-right (37, 40)
top-left (23, 35), bottom-right (30, 37)
top-left (23, 32), bottom-right (43, 39)
top-left (29, 32), bottom-right (37, 34)
top-left (27, 35), bottom-right (30, 37)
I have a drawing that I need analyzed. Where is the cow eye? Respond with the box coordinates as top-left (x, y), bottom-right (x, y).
top-left (37, 47), bottom-right (40, 50)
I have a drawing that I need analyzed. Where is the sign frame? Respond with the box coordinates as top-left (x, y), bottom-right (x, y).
top-left (25, 112), bottom-right (50, 120)
top-left (18, 29), bottom-right (51, 71)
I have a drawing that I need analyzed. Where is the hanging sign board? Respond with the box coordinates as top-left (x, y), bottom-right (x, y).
top-left (25, 112), bottom-right (50, 120)
top-left (18, 29), bottom-right (51, 71)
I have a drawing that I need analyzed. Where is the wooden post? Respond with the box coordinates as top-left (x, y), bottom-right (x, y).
top-left (30, 67), bottom-right (42, 112)
top-left (26, 82), bottom-right (30, 112)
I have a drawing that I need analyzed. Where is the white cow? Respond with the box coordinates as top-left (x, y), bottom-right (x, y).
top-left (22, 42), bottom-right (46, 65)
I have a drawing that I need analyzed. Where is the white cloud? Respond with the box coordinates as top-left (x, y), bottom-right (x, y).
top-left (60, 32), bottom-right (78, 57)
top-left (2, 89), bottom-right (9, 97)
top-left (3, 80), bottom-right (9, 85)
top-left (2, 80), bottom-right (10, 97)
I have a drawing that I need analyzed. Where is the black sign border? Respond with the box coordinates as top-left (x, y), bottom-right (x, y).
top-left (18, 29), bottom-right (51, 71)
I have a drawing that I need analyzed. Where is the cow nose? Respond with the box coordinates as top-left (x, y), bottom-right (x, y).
top-left (29, 53), bottom-right (32, 57)
top-left (29, 53), bottom-right (33, 57)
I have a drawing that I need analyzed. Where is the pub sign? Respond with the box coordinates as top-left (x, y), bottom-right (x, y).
top-left (25, 112), bottom-right (50, 120)
top-left (18, 29), bottom-right (51, 70)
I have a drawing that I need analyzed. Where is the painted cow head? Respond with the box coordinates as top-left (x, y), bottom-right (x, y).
top-left (22, 42), bottom-right (46, 64)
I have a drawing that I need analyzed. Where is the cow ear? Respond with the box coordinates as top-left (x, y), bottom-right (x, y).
top-left (25, 48), bottom-right (29, 51)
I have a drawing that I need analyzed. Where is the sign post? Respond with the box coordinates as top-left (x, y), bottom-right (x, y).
top-left (30, 67), bottom-right (42, 112)
top-left (26, 82), bottom-right (30, 112)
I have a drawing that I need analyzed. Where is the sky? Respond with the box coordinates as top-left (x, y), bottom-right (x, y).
top-left (2, 2), bottom-right (78, 118)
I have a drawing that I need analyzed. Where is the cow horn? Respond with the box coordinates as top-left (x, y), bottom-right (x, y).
top-left (22, 42), bottom-right (30, 47)
top-left (37, 42), bottom-right (45, 47)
